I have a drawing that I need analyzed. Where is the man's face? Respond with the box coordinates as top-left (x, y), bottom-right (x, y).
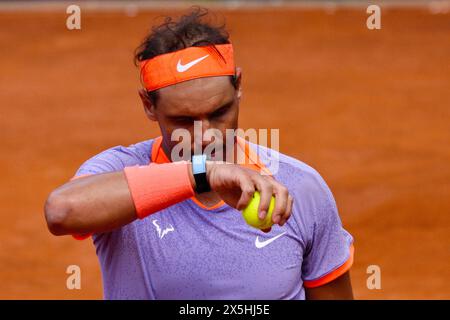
top-left (142, 72), bottom-right (242, 161)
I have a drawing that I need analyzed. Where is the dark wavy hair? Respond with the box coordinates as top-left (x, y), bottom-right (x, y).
top-left (134, 6), bottom-right (237, 106)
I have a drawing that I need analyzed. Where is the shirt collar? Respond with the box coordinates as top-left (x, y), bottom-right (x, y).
top-left (150, 135), bottom-right (271, 175)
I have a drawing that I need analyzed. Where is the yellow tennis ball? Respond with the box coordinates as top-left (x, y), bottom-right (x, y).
top-left (241, 191), bottom-right (276, 230)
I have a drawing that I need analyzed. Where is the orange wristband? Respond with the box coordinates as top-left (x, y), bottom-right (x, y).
top-left (124, 161), bottom-right (195, 219)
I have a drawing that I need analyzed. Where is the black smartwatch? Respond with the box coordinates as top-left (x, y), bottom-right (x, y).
top-left (192, 154), bottom-right (211, 193)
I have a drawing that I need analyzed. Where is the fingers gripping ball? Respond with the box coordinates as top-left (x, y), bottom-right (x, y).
top-left (241, 191), bottom-right (275, 230)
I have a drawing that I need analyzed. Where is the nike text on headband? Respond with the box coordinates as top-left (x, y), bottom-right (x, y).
top-left (140, 43), bottom-right (236, 92)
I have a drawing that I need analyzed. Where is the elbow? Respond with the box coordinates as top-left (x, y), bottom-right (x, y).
top-left (44, 190), bottom-right (75, 236)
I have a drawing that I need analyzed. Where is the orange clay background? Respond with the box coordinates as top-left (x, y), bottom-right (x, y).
top-left (0, 5), bottom-right (449, 299)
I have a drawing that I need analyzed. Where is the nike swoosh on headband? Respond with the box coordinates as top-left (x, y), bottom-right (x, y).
top-left (176, 54), bottom-right (210, 72)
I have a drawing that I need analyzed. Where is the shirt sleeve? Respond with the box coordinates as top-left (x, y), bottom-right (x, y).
top-left (70, 141), bottom-right (152, 240)
top-left (299, 170), bottom-right (354, 288)
top-left (73, 142), bottom-right (151, 177)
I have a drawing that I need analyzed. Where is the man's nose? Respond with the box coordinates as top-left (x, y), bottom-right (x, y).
top-left (192, 119), bottom-right (210, 149)
top-left (200, 119), bottom-right (211, 133)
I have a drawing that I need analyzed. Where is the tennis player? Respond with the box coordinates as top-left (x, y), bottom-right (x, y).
top-left (45, 8), bottom-right (354, 300)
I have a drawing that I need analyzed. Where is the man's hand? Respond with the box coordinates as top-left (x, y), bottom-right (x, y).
top-left (205, 161), bottom-right (294, 230)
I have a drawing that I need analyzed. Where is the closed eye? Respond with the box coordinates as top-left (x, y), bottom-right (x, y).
top-left (171, 116), bottom-right (194, 124)
top-left (210, 102), bottom-right (233, 119)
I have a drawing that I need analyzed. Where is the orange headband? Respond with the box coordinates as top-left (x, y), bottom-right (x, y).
top-left (140, 44), bottom-right (235, 91)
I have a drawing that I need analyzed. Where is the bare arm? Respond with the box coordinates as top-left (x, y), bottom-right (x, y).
top-left (44, 162), bottom-right (293, 236)
top-left (45, 171), bottom-right (137, 236)
top-left (305, 271), bottom-right (354, 300)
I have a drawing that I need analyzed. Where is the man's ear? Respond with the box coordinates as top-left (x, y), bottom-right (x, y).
top-left (235, 67), bottom-right (242, 100)
top-left (138, 89), bottom-right (158, 121)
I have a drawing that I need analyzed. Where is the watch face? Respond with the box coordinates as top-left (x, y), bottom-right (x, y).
top-left (192, 154), bottom-right (210, 193)
top-left (192, 154), bottom-right (207, 174)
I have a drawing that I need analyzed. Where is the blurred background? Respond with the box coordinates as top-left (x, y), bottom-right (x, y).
top-left (0, 0), bottom-right (449, 299)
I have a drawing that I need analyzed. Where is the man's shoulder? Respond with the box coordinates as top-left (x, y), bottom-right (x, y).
top-left (75, 138), bottom-right (155, 176)
top-left (249, 141), bottom-right (323, 178)
top-left (250, 141), bottom-right (332, 199)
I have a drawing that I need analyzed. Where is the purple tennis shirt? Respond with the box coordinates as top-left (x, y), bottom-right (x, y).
top-left (73, 137), bottom-right (354, 299)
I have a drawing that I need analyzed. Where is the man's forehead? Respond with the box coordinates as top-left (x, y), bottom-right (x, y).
top-left (157, 76), bottom-right (234, 115)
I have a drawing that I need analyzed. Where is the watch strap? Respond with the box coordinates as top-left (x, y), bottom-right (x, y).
top-left (192, 154), bottom-right (211, 193)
